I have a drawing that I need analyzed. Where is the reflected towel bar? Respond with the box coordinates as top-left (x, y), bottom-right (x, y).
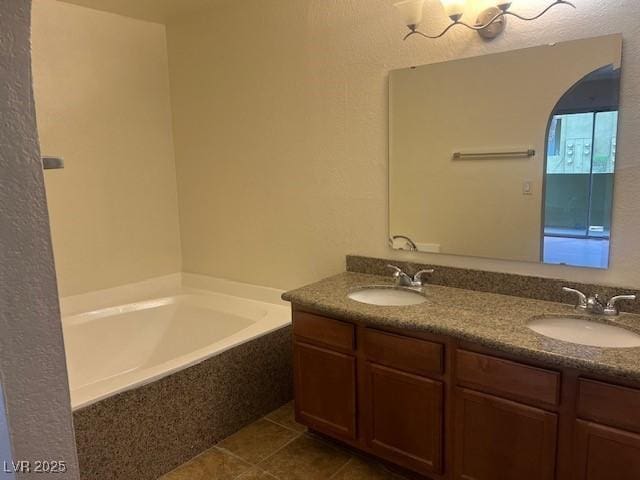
top-left (42, 157), bottom-right (64, 170)
top-left (452, 149), bottom-right (535, 159)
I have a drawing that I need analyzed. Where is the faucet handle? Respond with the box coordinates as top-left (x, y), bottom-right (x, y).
top-left (413, 269), bottom-right (435, 285)
top-left (386, 264), bottom-right (414, 287)
top-left (387, 264), bottom-right (403, 276)
top-left (604, 294), bottom-right (637, 316)
top-left (562, 287), bottom-right (588, 309)
top-left (387, 264), bottom-right (406, 282)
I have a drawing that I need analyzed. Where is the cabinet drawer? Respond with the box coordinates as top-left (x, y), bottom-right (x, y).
top-left (293, 311), bottom-right (355, 352)
top-left (577, 379), bottom-right (640, 433)
top-left (456, 350), bottom-right (560, 406)
top-left (364, 329), bottom-right (443, 377)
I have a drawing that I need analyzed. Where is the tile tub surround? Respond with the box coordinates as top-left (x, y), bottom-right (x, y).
top-left (73, 326), bottom-right (293, 480)
top-left (162, 401), bottom-right (407, 480)
top-left (346, 255), bottom-right (640, 314)
top-left (282, 272), bottom-right (640, 382)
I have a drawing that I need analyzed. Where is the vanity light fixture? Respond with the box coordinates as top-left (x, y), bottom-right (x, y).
top-left (394, 0), bottom-right (576, 40)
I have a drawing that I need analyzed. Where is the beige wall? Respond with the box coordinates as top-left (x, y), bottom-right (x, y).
top-left (32, 0), bottom-right (182, 296)
top-left (166, 0), bottom-right (640, 290)
top-left (390, 35), bottom-right (621, 263)
top-left (33, 0), bottom-right (640, 293)
top-left (168, 1), bottom-right (323, 288)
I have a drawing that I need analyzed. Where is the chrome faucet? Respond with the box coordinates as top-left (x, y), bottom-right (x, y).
top-left (562, 287), bottom-right (637, 316)
top-left (387, 264), bottom-right (434, 288)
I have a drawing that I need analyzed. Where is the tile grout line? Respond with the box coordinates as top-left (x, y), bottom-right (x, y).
top-left (219, 416), bottom-right (304, 475)
top-left (163, 406), bottom-right (302, 480)
top-left (328, 456), bottom-right (354, 480)
top-left (257, 430), bottom-right (353, 480)
top-left (262, 470), bottom-right (280, 480)
top-left (255, 429), bottom-right (304, 467)
top-left (217, 445), bottom-right (281, 480)
top-left (213, 445), bottom-right (255, 466)
top-left (159, 443), bottom-right (225, 479)
top-left (231, 462), bottom-right (281, 480)
top-left (216, 415), bottom-right (298, 460)
top-left (262, 415), bottom-right (307, 435)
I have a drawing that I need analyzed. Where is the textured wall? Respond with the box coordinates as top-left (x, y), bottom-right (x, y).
top-left (0, 0), bottom-right (79, 477)
top-left (167, 0), bottom-right (640, 290)
top-left (32, 0), bottom-right (182, 297)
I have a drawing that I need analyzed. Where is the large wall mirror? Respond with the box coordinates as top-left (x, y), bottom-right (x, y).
top-left (389, 34), bottom-right (622, 269)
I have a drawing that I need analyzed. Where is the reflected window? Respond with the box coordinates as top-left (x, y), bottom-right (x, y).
top-left (543, 109), bottom-right (618, 269)
top-left (542, 64), bottom-right (619, 269)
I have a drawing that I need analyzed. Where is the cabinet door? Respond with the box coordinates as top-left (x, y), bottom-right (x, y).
top-left (294, 341), bottom-right (357, 441)
top-left (365, 362), bottom-right (443, 475)
top-left (454, 388), bottom-right (557, 480)
top-left (574, 420), bottom-right (640, 480)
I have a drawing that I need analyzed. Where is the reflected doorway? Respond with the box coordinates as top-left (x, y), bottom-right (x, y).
top-left (542, 67), bottom-right (620, 269)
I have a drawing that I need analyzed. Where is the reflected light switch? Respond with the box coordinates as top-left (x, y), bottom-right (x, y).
top-left (522, 180), bottom-right (533, 195)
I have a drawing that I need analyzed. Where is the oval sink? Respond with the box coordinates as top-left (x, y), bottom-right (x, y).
top-left (527, 315), bottom-right (640, 348)
top-left (348, 286), bottom-right (427, 306)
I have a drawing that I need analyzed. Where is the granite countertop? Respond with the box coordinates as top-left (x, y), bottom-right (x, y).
top-left (282, 272), bottom-right (640, 382)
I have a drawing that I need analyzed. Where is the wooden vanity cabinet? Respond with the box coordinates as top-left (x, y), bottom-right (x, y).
top-left (292, 312), bottom-right (357, 442)
top-left (293, 342), bottom-right (357, 441)
top-left (292, 310), bottom-right (446, 477)
top-left (573, 379), bottom-right (640, 480)
top-left (363, 329), bottom-right (445, 476)
top-left (453, 388), bottom-right (558, 480)
top-left (291, 307), bottom-right (640, 480)
top-left (453, 350), bottom-right (560, 480)
top-left (574, 421), bottom-right (640, 480)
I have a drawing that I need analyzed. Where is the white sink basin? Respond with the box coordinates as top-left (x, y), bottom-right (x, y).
top-left (527, 316), bottom-right (640, 348)
top-left (348, 286), bottom-right (427, 306)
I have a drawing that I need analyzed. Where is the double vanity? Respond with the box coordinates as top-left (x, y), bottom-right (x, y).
top-left (283, 34), bottom-right (634, 480)
top-left (348, 280), bottom-right (640, 349)
top-left (283, 257), bottom-right (640, 480)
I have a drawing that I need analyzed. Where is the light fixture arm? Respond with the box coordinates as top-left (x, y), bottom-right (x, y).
top-left (502, 0), bottom-right (575, 22)
top-left (404, 21), bottom-right (463, 40)
top-left (404, 15), bottom-right (499, 40)
top-left (404, 0), bottom-right (575, 41)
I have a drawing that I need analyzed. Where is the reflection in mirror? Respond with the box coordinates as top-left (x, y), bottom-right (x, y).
top-left (543, 66), bottom-right (620, 269)
top-left (389, 34), bottom-right (622, 269)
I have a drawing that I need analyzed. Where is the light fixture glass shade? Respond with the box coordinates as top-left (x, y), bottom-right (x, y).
top-left (394, 0), bottom-right (426, 27)
top-left (440, 0), bottom-right (466, 19)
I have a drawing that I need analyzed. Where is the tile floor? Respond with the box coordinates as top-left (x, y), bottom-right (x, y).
top-left (160, 402), bottom-right (407, 480)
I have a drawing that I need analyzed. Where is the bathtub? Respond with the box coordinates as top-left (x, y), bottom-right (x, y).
top-left (64, 274), bottom-right (293, 480)
top-left (63, 287), bottom-right (290, 410)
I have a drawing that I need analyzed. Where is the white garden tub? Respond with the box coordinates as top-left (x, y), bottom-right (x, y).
top-left (61, 274), bottom-right (290, 410)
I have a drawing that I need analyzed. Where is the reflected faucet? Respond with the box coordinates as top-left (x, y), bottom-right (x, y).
top-left (390, 235), bottom-right (418, 251)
